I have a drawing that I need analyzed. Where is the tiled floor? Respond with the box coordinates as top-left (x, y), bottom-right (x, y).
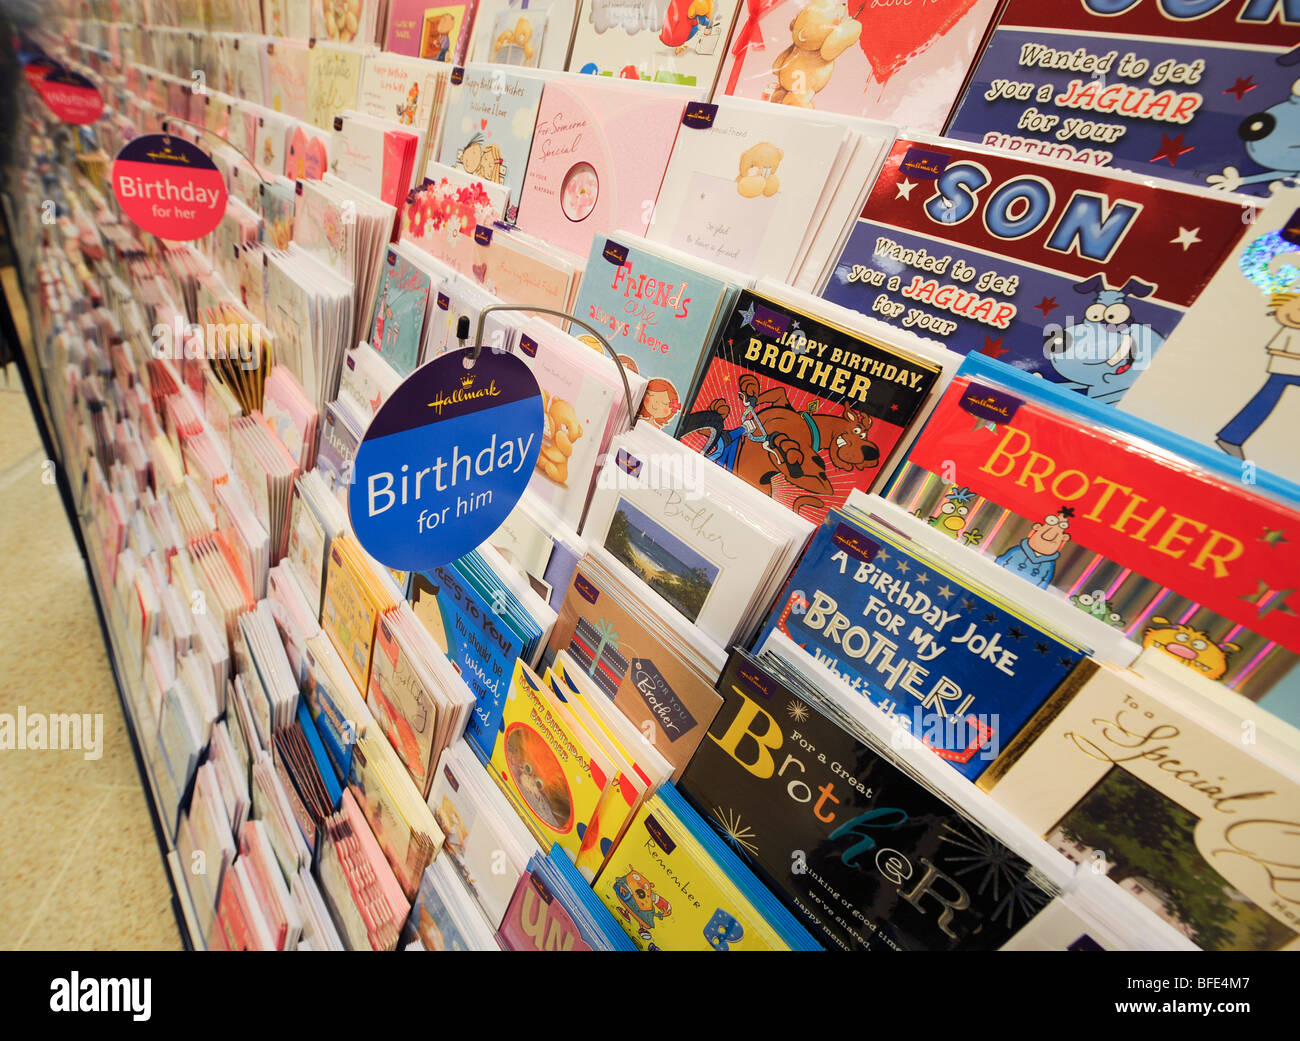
top-left (0, 358), bottom-right (182, 949)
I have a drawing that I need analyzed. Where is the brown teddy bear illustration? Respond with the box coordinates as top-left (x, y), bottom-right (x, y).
top-left (771, 0), bottom-right (863, 108)
top-left (494, 17), bottom-right (535, 63)
top-left (736, 141), bottom-right (783, 197)
top-left (537, 391), bottom-right (583, 485)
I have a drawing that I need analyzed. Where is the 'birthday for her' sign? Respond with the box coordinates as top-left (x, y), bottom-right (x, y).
top-left (111, 134), bottom-right (228, 241)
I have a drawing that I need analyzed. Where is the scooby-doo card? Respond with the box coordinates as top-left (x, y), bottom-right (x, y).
top-left (677, 289), bottom-right (940, 524)
top-left (822, 135), bottom-right (1256, 404)
top-left (885, 353), bottom-right (1300, 719)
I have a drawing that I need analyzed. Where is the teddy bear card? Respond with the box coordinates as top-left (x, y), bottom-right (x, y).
top-left (715, 0), bottom-right (1001, 132)
top-left (648, 98), bottom-right (852, 282)
top-left (311, 0), bottom-right (384, 46)
top-left (487, 8), bottom-right (549, 68)
top-left (515, 75), bottom-right (697, 258)
top-left (514, 319), bottom-right (646, 529)
top-left (469, 0), bottom-right (579, 71)
top-left (945, 0), bottom-right (1300, 199)
top-left (435, 64), bottom-right (548, 223)
top-left (567, 0), bottom-right (741, 90)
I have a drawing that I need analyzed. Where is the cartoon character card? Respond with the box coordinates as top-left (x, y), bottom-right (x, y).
top-left (823, 135), bottom-right (1255, 404)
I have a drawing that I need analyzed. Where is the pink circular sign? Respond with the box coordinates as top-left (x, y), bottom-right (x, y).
top-left (35, 68), bottom-right (104, 125)
top-left (111, 134), bottom-right (228, 241)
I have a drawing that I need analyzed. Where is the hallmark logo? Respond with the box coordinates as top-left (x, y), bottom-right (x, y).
top-left (49, 973), bottom-right (151, 1021)
top-left (959, 384), bottom-right (1023, 425)
top-left (898, 146), bottom-right (950, 181)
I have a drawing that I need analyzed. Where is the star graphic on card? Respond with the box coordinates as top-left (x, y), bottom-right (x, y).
top-left (896, 178), bottom-right (918, 201)
top-left (981, 336), bottom-right (1009, 359)
top-left (1150, 133), bottom-right (1194, 166)
top-left (1241, 580), bottom-right (1297, 618)
top-left (936, 583), bottom-right (955, 600)
top-left (890, 403), bottom-right (899, 411)
top-left (875, 548), bottom-right (890, 564)
top-left (1034, 296), bottom-right (1058, 316)
top-left (1170, 226), bottom-right (1202, 251)
top-left (1224, 76), bottom-right (1257, 102)
top-left (914, 571), bottom-right (929, 585)
top-left (895, 559), bottom-right (910, 574)
top-left (739, 303), bottom-right (757, 327)
top-left (1260, 527), bottom-right (1289, 547)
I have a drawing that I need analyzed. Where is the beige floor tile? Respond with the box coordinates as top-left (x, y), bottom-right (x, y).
top-left (0, 377), bottom-right (181, 951)
top-left (15, 792), bottom-right (182, 951)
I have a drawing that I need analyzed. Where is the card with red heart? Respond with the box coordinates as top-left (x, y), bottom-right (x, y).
top-left (715, 0), bottom-right (1001, 132)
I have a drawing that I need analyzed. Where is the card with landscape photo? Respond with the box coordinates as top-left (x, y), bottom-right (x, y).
top-left (603, 498), bottom-right (719, 626)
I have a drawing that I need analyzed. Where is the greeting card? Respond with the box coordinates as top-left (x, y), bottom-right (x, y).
top-left (946, 0), bottom-right (1300, 198)
top-left (648, 99), bottom-right (849, 280)
top-left (716, 0), bottom-right (1002, 132)
top-left (516, 77), bottom-right (693, 257)
top-left (436, 65), bottom-right (546, 220)
top-left (266, 39), bottom-right (310, 121)
top-left (568, 0), bottom-right (740, 89)
top-left (306, 41), bottom-right (365, 131)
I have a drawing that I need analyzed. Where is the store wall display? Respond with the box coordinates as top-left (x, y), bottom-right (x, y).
top-left (12, 0), bottom-right (1300, 952)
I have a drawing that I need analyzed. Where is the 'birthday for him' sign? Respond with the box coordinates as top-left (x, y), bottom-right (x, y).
top-left (350, 348), bottom-right (544, 572)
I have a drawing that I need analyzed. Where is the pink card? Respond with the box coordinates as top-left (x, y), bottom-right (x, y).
top-left (515, 78), bottom-right (690, 258)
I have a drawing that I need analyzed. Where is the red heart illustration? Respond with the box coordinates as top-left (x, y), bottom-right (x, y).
top-left (854, 0), bottom-right (981, 87)
top-left (480, 118), bottom-right (488, 129)
top-left (472, 261), bottom-right (488, 282)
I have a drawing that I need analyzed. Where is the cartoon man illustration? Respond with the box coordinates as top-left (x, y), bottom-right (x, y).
top-left (995, 507), bottom-right (1072, 589)
top-left (1215, 290), bottom-right (1300, 458)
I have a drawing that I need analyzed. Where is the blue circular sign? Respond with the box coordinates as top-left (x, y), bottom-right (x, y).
top-left (349, 348), bottom-right (544, 572)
